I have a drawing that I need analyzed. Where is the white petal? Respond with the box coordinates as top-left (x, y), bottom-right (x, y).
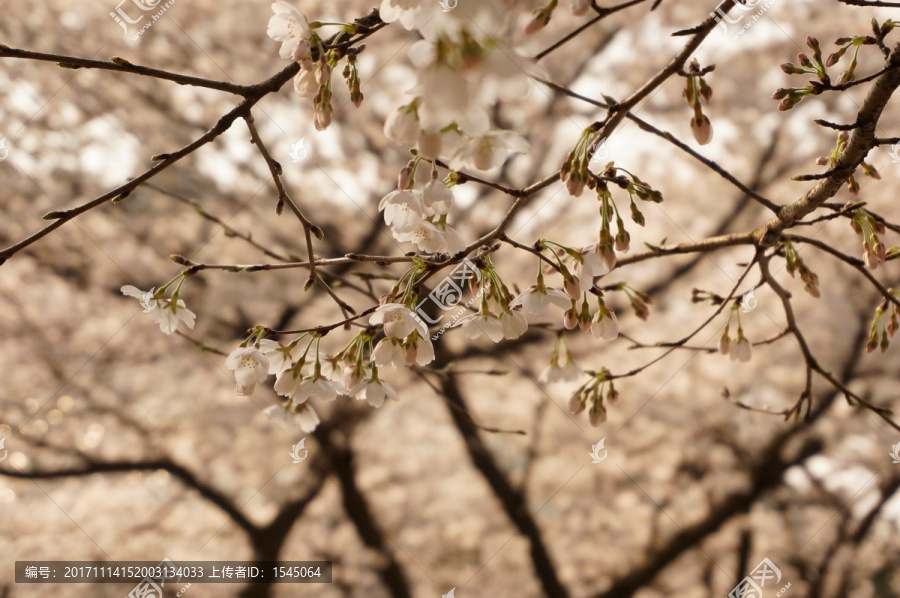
top-left (415, 338), bottom-right (435, 366)
top-left (295, 404), bottom-right (320, 432)
top-left (120, 285), bottom-right (146, 299)
top-left (366, 384), bottom-right (386, 408)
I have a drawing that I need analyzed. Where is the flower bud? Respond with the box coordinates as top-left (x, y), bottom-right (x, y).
top-left (568, 391), bottom-right (586, 415)
top-left (690, 113), bottom-right (713, 145)
top-left (718, 331), bottom-right (731, 355)
top-left (601, 245), bottom-right (617, 272)
top-left (564, 275), bottom-right (580, 300)
top-left (315, 61), bottom-right (331, 85)
top-left (570, 0), bottom-right (590, 16)
top-left (588, 400), bottom-right (607, 427)
top-left (385, 106), bottom-right (420, 144)
top-left (293, 62), bottom-right (317, 97)
top-left (524, 13), bottom-right (550, 35)
top-left (398, 166), bottom-right (413, 190)
top-left (314, 104), bottom-right (333, 131)
top-left (566, 172), bottom-right (586, 197)
top-left (291, 38), bottom-right (311, 63)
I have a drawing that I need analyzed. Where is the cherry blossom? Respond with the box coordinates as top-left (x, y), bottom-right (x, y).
top-left (372, 338), bottom-right (407, 368)
top-left (449, 130), bottom-right (529, 171)
top-left (423, 179), bottom-right (454, 216)
top-left (730, 331), bottom-right (752, 362)
top-left (258, 339), bottom-right (295, 375)
top-left (458, 312), bottom-right (504, 343)
top-left (378, 0), bottom-right (428, 31)
top-left (225, 347), bottom-right (270, 397)
top-left (370, 303), bottom-right (427, 339)
top-left (274, 368), bottom-right (349, 402)
top-left (121, 285), bottom-right (196, 335)
top-left (384, 104), bottom-right (420, 143)
top-left (264, 401), bottom-right (320, 433)
top-left (267, 1), bottom-right (310, 60)
top-left (379, 190), bottom-right (425, 230)
top-left (512, 285), bottom-right (571, 315)
top-left (540, 360), bottom-right (582, 384)
top-left (499, 310), bottom-right (528, 340)
top-left (392, 217), bottom-right (451, 253)
top-left (591, 306), bottom-right (619, 341)
top-left (350, 376), bottom-right (400, 408)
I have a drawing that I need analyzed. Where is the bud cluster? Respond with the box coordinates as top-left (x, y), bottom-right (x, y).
top-left (717, 312), bottom-right (752, 363)
top-left (809, 132), bottom-right (880, 196)
top-left (772, 36), bottom-right (831, 111)
top-left (866, 293), bottom-right (899, 353)
top-left (850, 209), bottom-right (890, 271)
top-left (568, 367), bottom-right (618, 427)
top-left (781, 238), bottom-right (820, 298)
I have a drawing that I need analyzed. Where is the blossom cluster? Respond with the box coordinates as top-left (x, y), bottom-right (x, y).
top-left (379, 0), bottom-right (532, 173)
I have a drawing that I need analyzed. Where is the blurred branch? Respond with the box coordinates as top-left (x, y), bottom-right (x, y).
top-left (433, 342), bottom-right (569, 597)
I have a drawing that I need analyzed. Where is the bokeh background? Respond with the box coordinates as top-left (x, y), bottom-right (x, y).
top-left (1, 0), bottom-right (900, 596)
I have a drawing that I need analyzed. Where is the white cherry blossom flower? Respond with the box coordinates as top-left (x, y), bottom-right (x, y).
top-left (372, 338), bottom-right (407, 368)
top-left (417, 126), bottom-right (467, 160)
top-left (717, 332), bottom-right (731, 356)
top-left (274, 369), bottom-right (349, 402)
top-left (574, 244), bottom-right (613, 292)
top-left (449, 130), bottom-right (529, 171)
top-left (258, 339), bottom-right (295, 375)
top-left (730, 332), bottom-right (752, 362)
top-left (458, 312), bottom-right (504, 343)
top-left (379, 190), bottom-right (425, 230)
top-left (512, 285), bottom-right (571, 315)
top-left (417, 65), bottom-right (472, 131)
top-left (393, 216), bottom-right (449, 253)
top-left (423, 179), bottom-right (454, 216)
top-left (406, 336), bottom-right (435, 366)
top-left (499, 310), bottom-right (528, 339)
top-left (540, 360), bottom-right (582, 384)
top-left (226, 347), bottom-right (270, 396)
top-left (435, 221), bottom-right (467, 255)
top-left (350, 377), bottom-right (400, 408)
top-left (591, 307), bottom-right (619, 341)
top-left (379, 0), bottom-right (428, 30)
top-left (264, 401), bottom-right (320, 433)
top-left (384, 105), bottom-right (420, 143)
top-left (267, 1), bottom-right (310, 60)
top-left (121, 285), bottom-right (196, 335)
top-left (295, 402), bottom-right (321, 432)
top-left (370, 303), bottom-right (427, 339)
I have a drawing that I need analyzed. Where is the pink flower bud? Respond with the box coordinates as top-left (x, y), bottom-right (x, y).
top-left (568, 393), bottom-right (586, 415)
top-left (690, 114), bottom-right (713, 145)
top-left (291, 39), bottom-right (311, 63)
top-left (397, 166), bottom-right (413, 190)
top-left (588, 402), bottom-right (607, 427)
top-left (564, 276), bottom-right (580, 300)
top-left (524, 13), bottom-right (549, 35)
top-left (566, 173), bottom-right (586, 197)
top-left (718, 333), bottom-right (731, 356)
top-left (314, 104), bottom-right (333, 131)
